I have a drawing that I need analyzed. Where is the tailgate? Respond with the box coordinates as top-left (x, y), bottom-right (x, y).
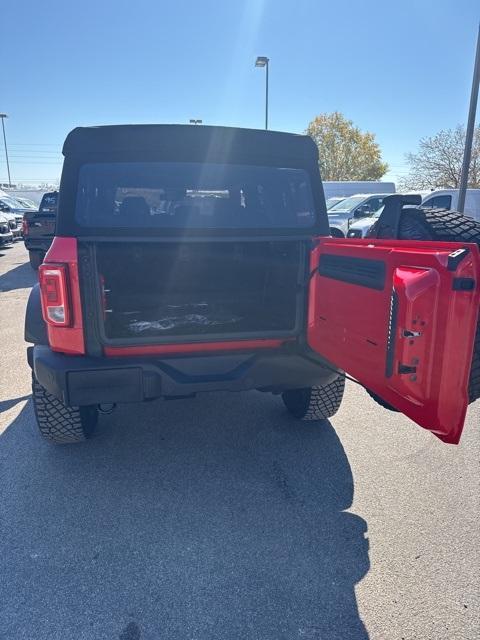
top-left (27, 214), bottom-right (56, 238)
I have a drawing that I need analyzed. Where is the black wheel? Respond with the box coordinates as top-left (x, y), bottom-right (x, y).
top-left (29, 251), bottom-right (44, 270)
top-left (32, 374), bottom-right (98, 443)
top-left (282, 375), bottom-right (345, 420)
top-left (393, 206), bottom-right (480, 404)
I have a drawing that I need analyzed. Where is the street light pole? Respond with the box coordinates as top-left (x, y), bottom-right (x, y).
top-left (265, 59), bottom-right (269, 130)
top-left (458, 24), bottom-right (480, 213)
top-left (255, 56), bottom-right (269, 130)
top-left (0, 113), bottom-right (12, 188)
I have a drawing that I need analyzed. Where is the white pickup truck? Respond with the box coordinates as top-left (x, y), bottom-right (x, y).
top-left (327, 193), bottom-right (390, 237)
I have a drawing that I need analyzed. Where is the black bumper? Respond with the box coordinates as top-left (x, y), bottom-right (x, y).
top-left (29, 344), bottom-right (337, 407)
top-left (24, 237), bottom-right (52, 252)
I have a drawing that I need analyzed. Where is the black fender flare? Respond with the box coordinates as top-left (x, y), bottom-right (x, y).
top-left (25, 283), bottom-right (48, 346)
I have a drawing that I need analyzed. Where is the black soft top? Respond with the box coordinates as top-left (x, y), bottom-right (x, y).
top-left (62, 124), bottom-right (318, 166)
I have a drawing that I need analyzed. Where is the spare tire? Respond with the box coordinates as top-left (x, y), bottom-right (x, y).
top-left (381, 206), bottom-right (480, 403)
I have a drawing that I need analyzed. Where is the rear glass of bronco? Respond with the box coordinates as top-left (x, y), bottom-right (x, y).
top-left (74, 162), bottom-right (316, 230)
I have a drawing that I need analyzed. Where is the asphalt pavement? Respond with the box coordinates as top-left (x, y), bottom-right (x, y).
top-left (0, 242), bottom-right (479, 640)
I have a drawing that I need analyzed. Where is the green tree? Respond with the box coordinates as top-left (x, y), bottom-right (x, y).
top-left (306, 112), bottom-right (388, 180)
top-left (399, 125), bottom-right (480, 190)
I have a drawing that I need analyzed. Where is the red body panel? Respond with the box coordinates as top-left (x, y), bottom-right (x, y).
top-left (43, 237), bottom-right (85, 355)
top-left (104, 338), bottom-right (290, 357)
top-left (308, 238), bottom-right (480, 444)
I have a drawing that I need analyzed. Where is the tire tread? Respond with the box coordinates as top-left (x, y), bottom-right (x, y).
top-left (282, 376), bottom-right (345, 421)
top-left (32, 375), bottom-right (97, 443)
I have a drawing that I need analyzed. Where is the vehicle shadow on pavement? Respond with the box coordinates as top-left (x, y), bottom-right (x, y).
top-left (0, 395), bottom-right (31, 413)
top-left (0, 393), bottom-right (369, 640)
top-left (0, 259), bottom-right (37, 292)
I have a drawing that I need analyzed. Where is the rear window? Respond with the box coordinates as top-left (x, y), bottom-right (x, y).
top-left (74, 162), bottom-right (316, 229)
top-left (40, 193), bottom-right (58, 213)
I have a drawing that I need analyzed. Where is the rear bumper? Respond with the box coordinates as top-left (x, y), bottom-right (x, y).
top-left (29, 344), bottom-right (337, 406)
top-left (24, 237), bottom-right (53, 252)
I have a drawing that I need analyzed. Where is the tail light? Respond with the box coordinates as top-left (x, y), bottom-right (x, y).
top-left (39, 264), bottom-right (71, 326)
top-left (22, 217), bottom-right (29, 235)
top-left (40, 237), bottom-right (85, 355)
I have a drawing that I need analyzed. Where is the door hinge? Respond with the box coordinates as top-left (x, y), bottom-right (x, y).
top-left (447, 248), bottom-right (470, 271)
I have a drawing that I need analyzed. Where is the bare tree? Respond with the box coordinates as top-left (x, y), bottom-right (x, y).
top-left (399, 125), bottom-right (480, 190)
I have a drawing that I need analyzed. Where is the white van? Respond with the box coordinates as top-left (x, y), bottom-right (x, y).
top-left (421, 189), bottom-right (480, 221)
top-left (323, 181), bottom-right (395, 199)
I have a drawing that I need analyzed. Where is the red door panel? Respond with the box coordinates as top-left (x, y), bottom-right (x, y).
top-left (308, 238), bottom-right (480, 444)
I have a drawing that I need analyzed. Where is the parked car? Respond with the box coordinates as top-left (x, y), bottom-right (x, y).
top-left (421, 189), bottom-right (480, 221)
top-left (0, 194), bottom-right (38, 235)
top-left (25, 124), bottom-right (480, 446)
top-left (0, 213), bottom-right (14, 248)
top-left (14, 196), bottom-right (39, 210)
top-left (23, 191), bottom-right (58, 269)
top-left (328, 193), bottom-right (389, 237)
top-left (326, 196), bottom-right (346, 209)
top-left (0, 209), bottom-right (22, 241)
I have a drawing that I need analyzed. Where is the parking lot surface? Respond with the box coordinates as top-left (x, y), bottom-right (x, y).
top-left (0, 242), bottom-right (479, 640)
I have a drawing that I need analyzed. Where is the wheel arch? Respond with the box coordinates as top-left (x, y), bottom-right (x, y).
top-left (25, 283), bottom-right (48, 347)
top-left (329, 227), bottom-right (345, 238)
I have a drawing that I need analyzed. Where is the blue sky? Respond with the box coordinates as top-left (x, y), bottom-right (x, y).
top-left (1, 0), bottom-right (478, 185)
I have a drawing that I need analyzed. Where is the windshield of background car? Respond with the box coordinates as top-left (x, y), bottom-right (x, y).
top-left (328, 195), bottom-right (365, 213)
top-left (16, 197), bottom-right (37, 209)
top-left (0, 196), bottom-right (24, 209)
top-left (74, 162), bottom-right (316, 229)
top-left (326, 197), bottom-right (345, 209)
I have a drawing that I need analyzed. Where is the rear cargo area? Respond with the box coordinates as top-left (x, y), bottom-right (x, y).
top-left (95, 241), bottom-right (304, 341)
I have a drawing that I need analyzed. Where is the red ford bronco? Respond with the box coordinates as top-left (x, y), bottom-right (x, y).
top-left (25, 125), bottom-right (480, 444)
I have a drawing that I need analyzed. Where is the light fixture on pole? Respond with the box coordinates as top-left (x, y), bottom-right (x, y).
top-left (255, 56), bottom-right (269, 130)
top-left (0, 113), bottom-right (12, 187)
top-left (189, 119), bottom-right (203, 125)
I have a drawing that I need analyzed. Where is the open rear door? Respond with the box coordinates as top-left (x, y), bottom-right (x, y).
top-left (308, 237), bottom-right (480, 444)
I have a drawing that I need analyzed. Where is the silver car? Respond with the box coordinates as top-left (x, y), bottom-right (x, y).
top-left (328, 193), bottom-right (389, 237)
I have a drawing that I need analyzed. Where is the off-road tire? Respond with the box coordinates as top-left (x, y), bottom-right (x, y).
top-left (282, 375), bottom-right (345, 420)
top-left (29, 251), bottom-right (44, 271)
top-left (32, 374), bottom-right (98, 443)
top-left (394, 206), bottom-right (480, 404)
